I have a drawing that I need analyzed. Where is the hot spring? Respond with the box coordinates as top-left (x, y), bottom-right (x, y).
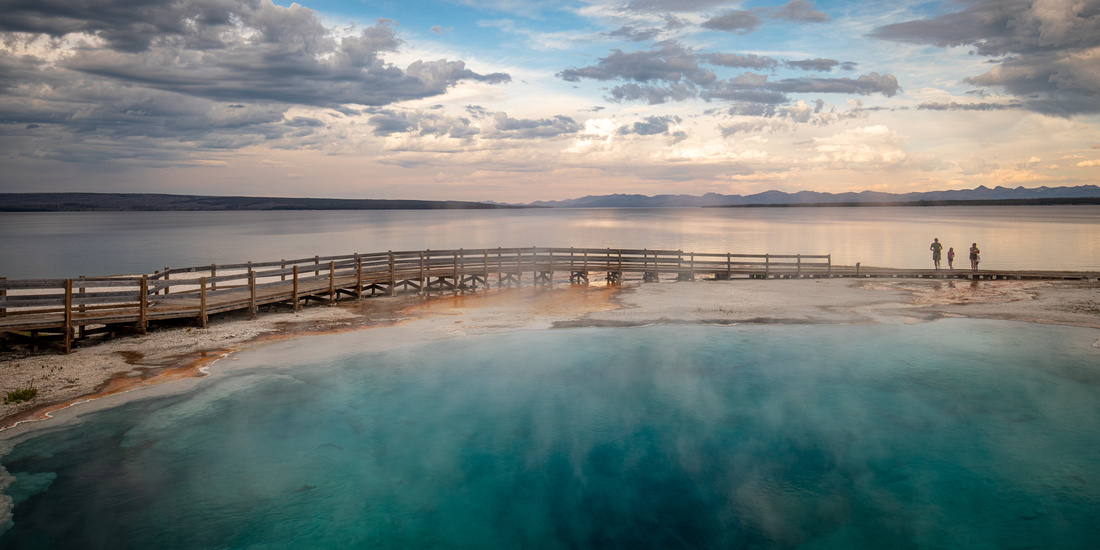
top-left (2, 319), bottom-right (1099, 549)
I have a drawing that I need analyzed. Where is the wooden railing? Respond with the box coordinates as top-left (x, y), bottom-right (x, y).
top-left (0, 247), bottom-right (831, 352)
top-left (4, 245), bottom-right (1099, 353)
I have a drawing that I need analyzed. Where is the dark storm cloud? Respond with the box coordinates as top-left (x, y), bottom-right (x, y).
top-left (0, 0), bottom-right (511, 161)
top-left (784, 58), bottom-right (840, 72)
top-left (701, 10), bottom-right (763, 34)
top-left (870, 0), bottom-right (1100, 115)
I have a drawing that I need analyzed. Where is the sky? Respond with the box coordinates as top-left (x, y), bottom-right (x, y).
top-left (1, 0), bottom-right (1099, 203)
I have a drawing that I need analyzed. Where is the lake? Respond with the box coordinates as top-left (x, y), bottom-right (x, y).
top-left (2, 206), bottom-right (1099, 279)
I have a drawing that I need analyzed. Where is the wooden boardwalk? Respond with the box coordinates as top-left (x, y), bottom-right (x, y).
top-left (2, 247), bottom-right (1096, 353)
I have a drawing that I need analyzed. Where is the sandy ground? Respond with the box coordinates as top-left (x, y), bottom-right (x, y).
top-left (2, 278), bottom-right (1099, 431)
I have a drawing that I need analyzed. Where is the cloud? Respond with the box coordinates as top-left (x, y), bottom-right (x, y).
top-left (701, 1), bottom-right (829, 34)
top-left (1077, 159), bottom-right (1100, 167)
top-left (811, 125), bottom-right (908, 167)
top-left (765, 72), bottom-right (900, 96)
top-left (557, 42), bottom-right (715, 85)
top-left (870, 0), bottom-right (1100, 115)
top-left (607, 82), bottom-right (698, 104)
top-left (784, 58), bottom-right (840, 72)
top-left (618, 115), bottom-right (683, 136)
top-left (607, 26), bottom-right (662, 42)
top-left (368, 106), bottom-right (581, 141)
top-left (770, 0), bottom-right (830, 23)
top-left (0, 0), bottom-right (511, 162)
top-left (958, 156), bottom-right (999, 175)
top-left (703, 53), bottom-right (781, 70)
top-left (917, 101), bottom-right (1022, 111)
top-left (722, 99), bottom-right (868, 134)
top-left (562, 42), bottom-right (900, 105)
top-left (701, 11), bottom-right (763, 35)
top-left (624, 0), bottom-right (729, 13)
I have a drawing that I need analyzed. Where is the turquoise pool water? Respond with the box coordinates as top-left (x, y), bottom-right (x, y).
top-left (2, 320), bottom-right (1099, 548)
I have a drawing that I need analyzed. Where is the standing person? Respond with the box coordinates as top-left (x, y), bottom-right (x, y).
top-left (969, 243), bottom-right (980, 270)
top-left (947, 247), bottom-right (955, 269)
top-left (930, 238), bottom-right (943, 269)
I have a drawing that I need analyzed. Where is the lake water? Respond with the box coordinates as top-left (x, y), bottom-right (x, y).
top-left (2, 206), bottom-right (1099, 279)
top-left (2, 320), bottom-right (1099, 549)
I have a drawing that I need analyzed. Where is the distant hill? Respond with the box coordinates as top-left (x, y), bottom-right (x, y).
top-left (0, 193), bottom-right (530, 212)
top-left (527, 185), bottom-right (1100, 208)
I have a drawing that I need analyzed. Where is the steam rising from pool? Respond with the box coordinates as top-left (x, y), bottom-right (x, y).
top-left (2, 320), bottom-right (1099, 548)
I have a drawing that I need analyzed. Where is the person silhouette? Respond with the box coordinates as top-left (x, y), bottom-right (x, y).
top-left (930, 238), bottom-right (943, 269)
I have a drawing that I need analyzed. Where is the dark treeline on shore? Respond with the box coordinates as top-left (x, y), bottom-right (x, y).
top-left (0, 193), bottom-right (530, 212)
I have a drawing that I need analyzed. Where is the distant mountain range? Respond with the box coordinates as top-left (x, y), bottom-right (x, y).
top-left (526, 185), bottom-right (1100, 208)
top-left (0, 193), bottom-right (527, 212)
top-left (2, 185), bottom-right (1099, 212)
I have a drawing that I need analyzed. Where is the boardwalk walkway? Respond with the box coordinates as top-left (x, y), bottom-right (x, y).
top-left (2, 247), bottom-right (1096, 352)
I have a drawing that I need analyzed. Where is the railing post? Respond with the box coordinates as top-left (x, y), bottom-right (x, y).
top-left (497, 248), bottom-right (503, 287)
top-left (138, 277), bottom-right (148, 334)
top-left (199, 276), bottom-right (208, 328)
top-left (425, 249), bottom-right (432, 294)
top-left (164, 268), bottom-right (170, 295)
top-left (210, 264), bottom-right (217, 290)
top-left (517, 249), bottom-right (523, 286)
top-left (249, 270), bottom-right (257, 319)
top-left (727, 253), bottom-right (731, 279)
top-left (329, 261), bottom-right (336, 302)
top-left (765, 254), bottom-right (770, 279)
top-left (453, 250), bottom-right (459, 292)
top-left (483, 249), bottom-right (489, 288)
top-left (77, 276), bottom-right (87, 339)
top-left (419, 251), bottom-right (425, 293)
top-left (356, 256), bottom-right (363, 300)
top-left (797, 254), bottom-right (802, 278)
top-left (293, 265), bottom-right (300, 312)
top-left (827, 254), bottom-right (832, 278)
top-left (548, 249), bottom-right (554, 287)
top-left (1, 276), bottom-right (6, 318)
top-left (63, 279), bottom-right (73, 354)
top-left (855, 262), bottom-right (861, 278)
top-left (691, 252), bottom-right (695, 280)
top-left (389, 252), bottom-right (396, 296)
top-left (281, 260), bottom-right (286, 281)
top-left (314, 255), bottom-right (320, 277)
